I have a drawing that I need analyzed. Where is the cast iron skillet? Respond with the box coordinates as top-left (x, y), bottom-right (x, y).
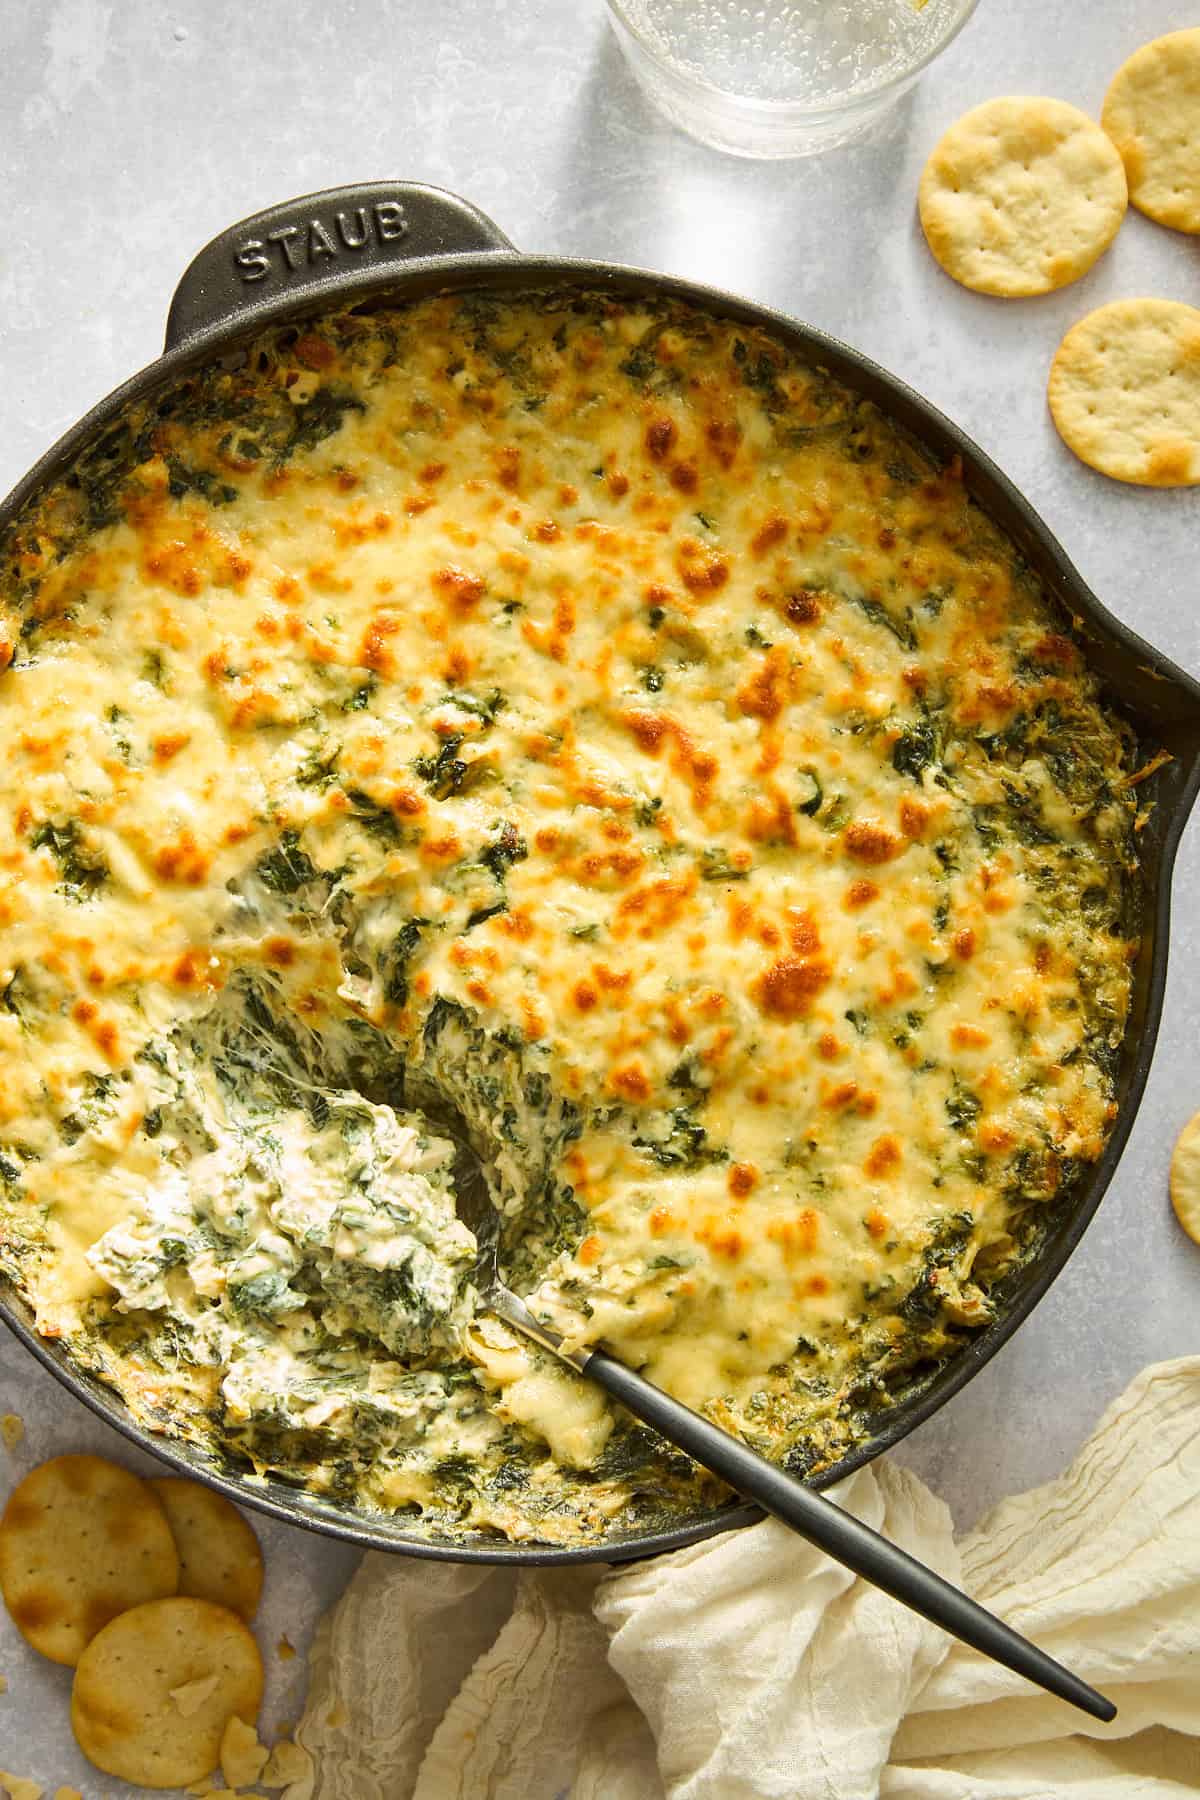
top-left (2, 181), bottom-right (1198, 1564)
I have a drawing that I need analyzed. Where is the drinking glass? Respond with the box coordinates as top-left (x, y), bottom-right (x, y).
top-left (606, 0), bottom-right (981, 158)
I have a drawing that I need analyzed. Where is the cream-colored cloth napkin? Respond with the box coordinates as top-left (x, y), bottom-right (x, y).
top-left (296, 1358), bottom-right (1200, 1800)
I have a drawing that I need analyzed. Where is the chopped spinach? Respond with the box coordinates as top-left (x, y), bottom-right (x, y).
top-left (699, 848), bottom-right (749, 882)
top-left (892, 717), bottom-right (939, 781)
top-left (165, 456), bottom-right (238, 507)
top-left (464, 900), bottom-right (507, 932)
top-left (254, 829), bottom-right (319, 894)
top-left (897, 1211), bottom-right (975, 1325)
top-left (384, 918), bottom-right (430, 1006)
top-left (296, 746), bottom-right (340, 789)
top-left (731, 338), bottom-right (784, 411)
top-left (481, 822), bottom-right (528, 880)
top-left (229, 1270), bottom-right (304, 1321)
top-left (854, 595), bottom-right (917, 651)
top-left (343, 677), bottom-right (376, 713)
top-left (619, 344), bottom-right (660, 386)
top-left (30, 820), bottom-right (108, 900)
top-left (945, 1079), bottom-right (982, 1134)
top-left (442, 687), bottom-right (506, 726)
top-left (283, 388), bottom-right (366, 460)
top-left (632, 1106), bottom-right (724, 1170)
top-left (344, 789), bottom-right (406, 846)
top-left (413, 736), bottom-right (490, 800)
top-left (796, 768), bottom-right (823, 816)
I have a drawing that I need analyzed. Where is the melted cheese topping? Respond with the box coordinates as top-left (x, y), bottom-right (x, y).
top-left (0, 293), bottom-right (1140, 1542)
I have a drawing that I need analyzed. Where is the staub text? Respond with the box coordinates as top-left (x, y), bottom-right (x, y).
top-left (233, 202), bottom-right (409, 282)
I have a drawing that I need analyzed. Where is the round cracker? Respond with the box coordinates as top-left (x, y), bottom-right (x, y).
top-left (1102, 30), bottom-right (1200, 234)
top-left (919, 96), bottom-right (1127, 296)
top-left (0, 1454), bottom-right (179, 1666)
top-left (71, 1595), bottom-right (263, 1789)
top-left (149, 1479), bottom-right (263, 1623)
top-left (1170, 1110), bottom-right (1200, 1245)
top-left (1047, 298), bottom-right (1200, 486)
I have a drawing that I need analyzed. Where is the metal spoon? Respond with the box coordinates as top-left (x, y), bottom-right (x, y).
top-left (452, 1144), bottom-right (1116, 1723)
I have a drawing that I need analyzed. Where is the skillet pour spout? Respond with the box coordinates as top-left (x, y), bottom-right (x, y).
top-left (1, 180), bottom-right (1198, 1566)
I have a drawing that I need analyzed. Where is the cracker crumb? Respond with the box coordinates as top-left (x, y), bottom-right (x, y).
top-left (0, 1416), bottom-right (23, 1452)
top-left (0, 1675), bottom-right (7, 1695)
top-left (170, 1672), bottom-right (222, 1717)
top-left (261, 1740), bottom-right (314, 1790)
top-left (220, 1714), bottom-right (267, 1788)
top-left (277, 1632), bottom-right (297, 1660)
top-left (54, 1790), bottom-right (83, 1800)
top-left (0, 1775), bottom-right (42, 1800)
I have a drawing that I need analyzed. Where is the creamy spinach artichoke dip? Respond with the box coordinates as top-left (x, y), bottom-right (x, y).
top-left (0, 291), bottom-right (1141, 1544)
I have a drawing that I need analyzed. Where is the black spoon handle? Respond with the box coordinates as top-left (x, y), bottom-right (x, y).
top-left (582, 1348), bottom-right (1116, 1724)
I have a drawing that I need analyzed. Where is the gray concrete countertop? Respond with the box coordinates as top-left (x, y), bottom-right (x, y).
top-left (1, 0), bottom-right (1197, 1789)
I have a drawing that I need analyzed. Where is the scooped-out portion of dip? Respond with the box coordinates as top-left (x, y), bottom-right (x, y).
top-left (0, 291), bottom-right (1142, 1543)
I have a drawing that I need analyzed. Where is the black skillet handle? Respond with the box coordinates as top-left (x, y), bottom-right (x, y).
top-left (164, 181), bottom-right (516, 353)
top-left (583, 1348), bottom-right (1117, 1724)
